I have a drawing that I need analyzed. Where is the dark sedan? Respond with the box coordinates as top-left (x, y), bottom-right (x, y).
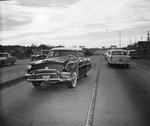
top-left (25, 47), bottom-right (92, 88)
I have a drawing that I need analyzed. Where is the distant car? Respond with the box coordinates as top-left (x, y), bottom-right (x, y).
top-left (30, 51), bottom-right (48, 61)
top-left (104, 50), bottom-right (109, 60)
top-left (25, 47), bottom-right (92, 88)
top-left (0, 52), bottom-right (17, 66)
top-left (127, 50), bottom-right (139, 59)
top-left (106, 49), bottom-right (130, 67)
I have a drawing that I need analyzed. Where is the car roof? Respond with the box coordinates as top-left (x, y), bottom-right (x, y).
top-left (51, 47), bottom-right (83, 51)
top-left (127, 50), bottom-right (137, 52)
top-left (109, 49), bottom-right (127, 52)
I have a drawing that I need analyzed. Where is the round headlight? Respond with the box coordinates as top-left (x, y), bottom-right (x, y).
top-left (26, 65), bottom-right (32, 70)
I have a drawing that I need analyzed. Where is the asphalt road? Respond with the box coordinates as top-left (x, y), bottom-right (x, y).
top-left (0, 59), bottom-right (30, 84)
top-left (1, 56), bottom-right (150, 126)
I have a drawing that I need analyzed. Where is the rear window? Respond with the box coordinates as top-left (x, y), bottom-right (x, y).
top-left (129, 51), bottom-right (138, 55)
top-left (111, 51), bottom-right (127, 55)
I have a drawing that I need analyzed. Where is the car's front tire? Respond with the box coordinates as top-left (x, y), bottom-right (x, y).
top-left (0, 61), bottom-right (4, 67)
top-left (11, 62), bottom-right (14, 65)
top-left (67, 72), bottom-right (77, 88)
top-left (32, 82), bottom-right (41, 87)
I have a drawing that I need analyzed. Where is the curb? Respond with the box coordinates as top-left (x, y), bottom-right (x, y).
top-left (0, 76), bottom-right (24, 90)
top-left (131, 62), bottom-right (150, 74)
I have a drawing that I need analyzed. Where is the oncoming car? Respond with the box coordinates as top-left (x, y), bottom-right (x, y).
top-left (30, 50), bottom-right (49, 61)
top-left (106, 49), bottom-right (130, 67)
top-left (0, 52), bottom-right (17, 66)
top-left (24, 47), bottom-right (92, 88)
top-left (30, 52), bottom-right (42, 61)
top-left (127, 50), bottom-right (139, 59)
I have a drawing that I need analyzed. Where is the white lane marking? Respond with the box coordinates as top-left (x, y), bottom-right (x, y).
top-left (84, 68), bottom-right (100, 126)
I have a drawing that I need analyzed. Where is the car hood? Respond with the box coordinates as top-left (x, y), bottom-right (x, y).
top-left (31, 56), bottom-right (71, 64)
top-left (29, 56), bottom-right (73, 72)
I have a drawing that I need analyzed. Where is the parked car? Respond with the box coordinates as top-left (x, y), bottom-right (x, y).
top-left (24, 47), bottom-right (92, 88)
top-left (0, 52), bottom-right (17, 66)
top-left (106, 49), bottom-right (130, 67)
top-left (127, 50), bottom-right (139, 59)
top-left (30, 50), bottom-right (49, 61)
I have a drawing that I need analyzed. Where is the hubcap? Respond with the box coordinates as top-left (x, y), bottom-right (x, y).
top-left (72, 72), bottom-right (77, 87)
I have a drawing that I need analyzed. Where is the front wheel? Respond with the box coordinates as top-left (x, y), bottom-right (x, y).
top-left (0, 61), bottom-right (4, 67)
top-left (11, 62), bottom-right (14, 65)
top-left (67, 72), bottom-right (77, 88)
top-left (32, 81), bottom-right (41, 87)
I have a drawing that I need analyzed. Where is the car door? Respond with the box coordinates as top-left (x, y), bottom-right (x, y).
top-left (4, 54), bottom-right (10, 64)
top-left (8, 53), bottom-right (14, 63)
top-left (78, 51), bottom-right (87, 77)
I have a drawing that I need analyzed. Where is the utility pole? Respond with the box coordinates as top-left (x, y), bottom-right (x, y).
top-left (147, 31), bottom-right (150, 42)
top-left (129, 38), bottom-right (131, 45)
top-left (141, 36), bottom-right (143, 41)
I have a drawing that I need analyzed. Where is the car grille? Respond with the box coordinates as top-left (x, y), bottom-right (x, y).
top-left (30, 69), bottom-right (59, 79)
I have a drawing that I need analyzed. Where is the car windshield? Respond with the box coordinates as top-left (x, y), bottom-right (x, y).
top-left (111, 51), bottom-right (127, 55)
top-left (47, 50), bottom-right (77, 58)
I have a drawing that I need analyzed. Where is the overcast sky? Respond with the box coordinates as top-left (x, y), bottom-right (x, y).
top-left (0, 0), bottom-right (150, 48)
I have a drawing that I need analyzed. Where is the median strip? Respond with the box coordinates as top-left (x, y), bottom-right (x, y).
top-left (84, 57), bottom-right (102, 126)
top-left (84, 68), bottom-right (100, 126)
top-left (0, 76), bottom-right (24, 90)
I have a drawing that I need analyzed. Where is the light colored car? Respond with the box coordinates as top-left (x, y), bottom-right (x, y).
top-left (106, 49), bottom-right (130, 67)
top-left (0, 52), bottom-right (17, 66)
top-left (127, 50), bottom-right (139, 59)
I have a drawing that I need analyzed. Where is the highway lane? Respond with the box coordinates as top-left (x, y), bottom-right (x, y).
top-left (1, 56), bottom-right (150, 126)
top-left (0, 59), bottom-right (30, 84)
top-left (94, 58), bottom-right (150, 126)
top-left (0, 56), bottom-right (100, 126)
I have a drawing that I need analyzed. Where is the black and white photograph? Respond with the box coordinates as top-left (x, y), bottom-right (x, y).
top-left (0, 0), bottom-right (150, 126)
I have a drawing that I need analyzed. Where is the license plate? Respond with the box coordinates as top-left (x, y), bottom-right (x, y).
top-left (43, 76), bottom-right (50, 81)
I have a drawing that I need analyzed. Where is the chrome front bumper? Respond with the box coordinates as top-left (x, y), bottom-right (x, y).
top-left (109, 61), bottom-right (130, 64)
top-left (24, 72), bottom-right (73, 84)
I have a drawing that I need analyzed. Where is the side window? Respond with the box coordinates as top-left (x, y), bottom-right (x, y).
top-left (54, 51), bottom-right (59, 57)
top-left (47, 50), bottom-right (54, 58)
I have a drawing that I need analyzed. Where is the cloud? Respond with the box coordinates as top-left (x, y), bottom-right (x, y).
top-left (1, 0), bottom-right (150, 47)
